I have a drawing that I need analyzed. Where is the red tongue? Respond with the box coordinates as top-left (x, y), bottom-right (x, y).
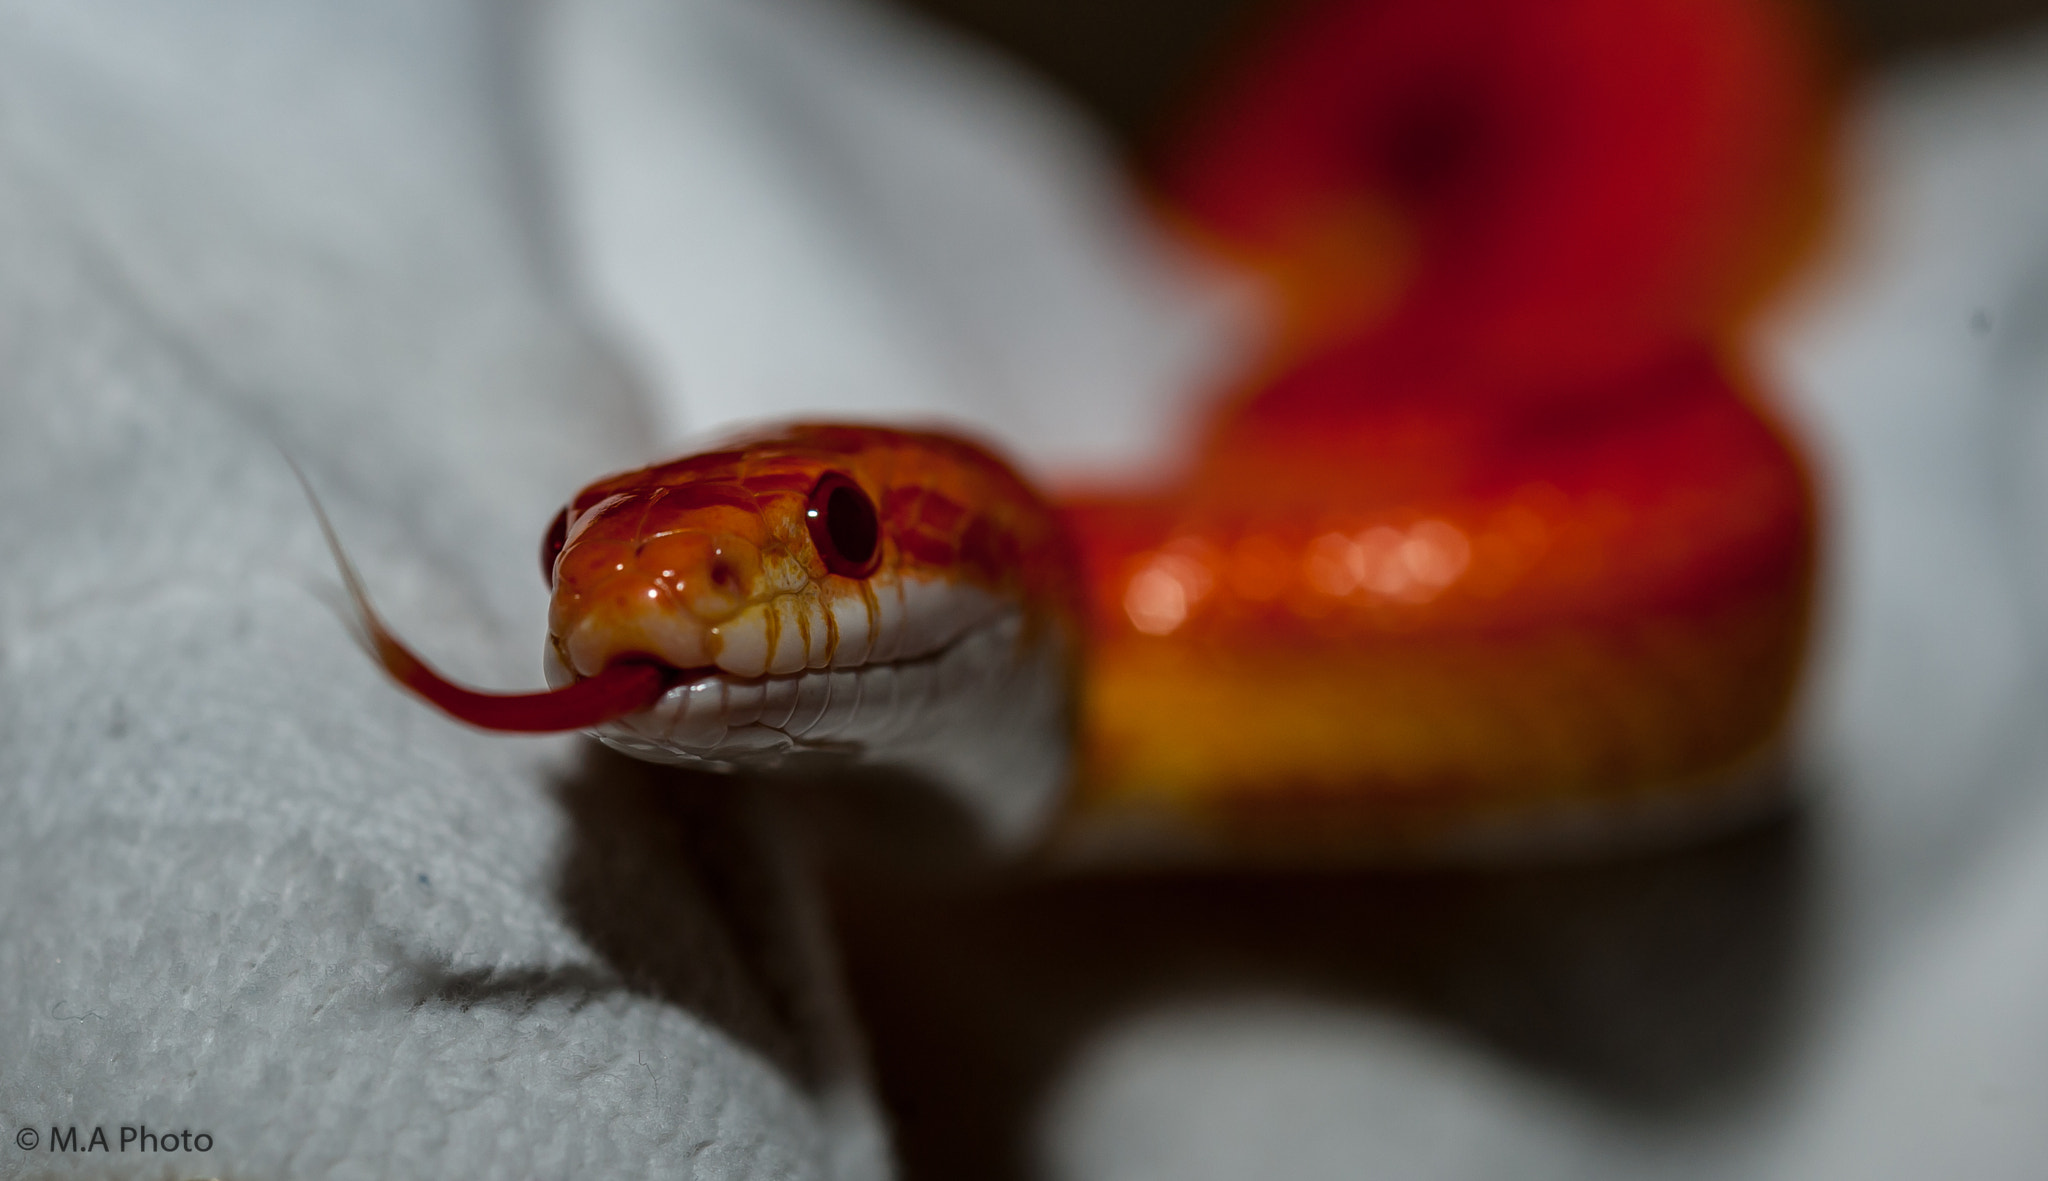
top-left (295, 459), bottom-right (674, 733)
top-left (367, 630), bottom-right (673, 733)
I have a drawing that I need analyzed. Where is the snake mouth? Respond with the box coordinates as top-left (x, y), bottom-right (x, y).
top-left (556, 610), bottom-right (1036, 767)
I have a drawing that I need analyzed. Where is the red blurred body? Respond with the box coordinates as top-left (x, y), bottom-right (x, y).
top-left (1057, 0), bottom-right (1834, 854)
top-left (1159, 0), bottom-right (1836, 379)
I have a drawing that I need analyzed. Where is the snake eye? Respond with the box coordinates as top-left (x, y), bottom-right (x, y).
top-left (806, 472), bottom-right (881, 578)
top-left (541, 506), bottom-right (570, 587)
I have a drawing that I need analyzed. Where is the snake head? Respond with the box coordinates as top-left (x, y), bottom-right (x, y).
top-left (543, 424), bottom-right (1071, 679)
top-left (532, 424), bottom-right (1079, 819)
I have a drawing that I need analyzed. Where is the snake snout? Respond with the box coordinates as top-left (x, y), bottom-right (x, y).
top-left (549, 528), bottom-right (765, 677)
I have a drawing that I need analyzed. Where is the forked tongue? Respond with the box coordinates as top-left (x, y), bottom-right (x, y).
top-left (295, 465), bottom-right (673, 732)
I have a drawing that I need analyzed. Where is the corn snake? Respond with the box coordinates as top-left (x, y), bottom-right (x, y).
top-left (324, 364), bottom-right (1813, 862)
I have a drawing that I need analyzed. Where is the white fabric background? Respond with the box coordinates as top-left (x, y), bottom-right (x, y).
top-left (538, 0), bottom-right (1241, 483)
top-left (4, 0), bottom-right (2048, 1177)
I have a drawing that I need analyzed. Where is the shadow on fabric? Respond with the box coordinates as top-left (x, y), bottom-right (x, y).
top-left (827, 779), bottom-right (1818, 1181)
top-left (397, 746), bottom-right (856, 1094)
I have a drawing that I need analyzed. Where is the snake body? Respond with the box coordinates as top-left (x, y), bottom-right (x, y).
top-left (333, 369), bottom-right (1812, 861)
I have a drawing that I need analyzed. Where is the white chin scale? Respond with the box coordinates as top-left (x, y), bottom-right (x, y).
top-left (545, 612), bottom-right (1072, 849)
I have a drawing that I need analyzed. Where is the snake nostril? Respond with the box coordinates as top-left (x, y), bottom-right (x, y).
top-left (710, 559), bottom-right (739, 590)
